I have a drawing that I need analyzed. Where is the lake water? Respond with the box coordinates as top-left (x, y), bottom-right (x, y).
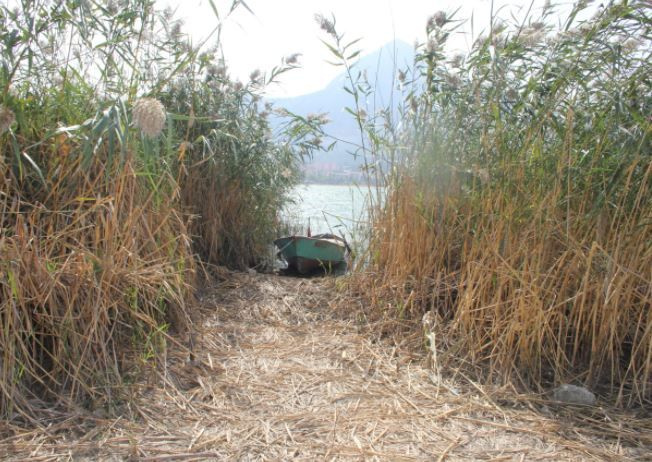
top-left (283, 184), bottom-right (380, 246)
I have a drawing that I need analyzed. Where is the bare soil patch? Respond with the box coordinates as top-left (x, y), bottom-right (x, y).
top-left (1, 271), bottom-right (649, 460)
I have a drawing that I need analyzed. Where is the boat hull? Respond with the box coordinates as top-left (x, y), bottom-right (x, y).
top-left (274, 235), bottom-right (347, 274)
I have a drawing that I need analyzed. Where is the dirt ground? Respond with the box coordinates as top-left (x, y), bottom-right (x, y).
top-left (1, 271), bottom-right (650, 461)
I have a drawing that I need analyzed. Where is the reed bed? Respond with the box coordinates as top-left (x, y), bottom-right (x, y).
top-left (0, 149), bottom-right (194, 420)
top-left (172, 82), bottom-right (307, 269)
top-left (360, 168), bottom-right (651, 406)
top-left (333, 1), bottom-right (652, 406)
top-left (0, 0), bottom-right (317, 420)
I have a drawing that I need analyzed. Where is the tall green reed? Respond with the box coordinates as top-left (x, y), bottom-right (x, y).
top-left (323, 0), bottom-right (651, 406)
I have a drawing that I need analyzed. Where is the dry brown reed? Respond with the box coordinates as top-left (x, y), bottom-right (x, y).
top-left (0, 146), bottom-right (194, 420)
top-left (180, 163), bottom-right (265, 270)
top-left (355, 155), bottom-right (651, 406)
top-left (330, 0), bottom-right (652, 409)
top-left (0, 0), bottom-right (313, 424)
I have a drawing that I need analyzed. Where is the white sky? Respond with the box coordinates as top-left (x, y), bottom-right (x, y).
top-left (167, 0), bottom-right (587, 97)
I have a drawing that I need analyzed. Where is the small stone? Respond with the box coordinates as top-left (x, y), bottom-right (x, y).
top-left (552, 384), bottom-right (596, 405)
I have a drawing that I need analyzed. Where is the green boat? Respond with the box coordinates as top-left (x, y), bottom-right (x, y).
top-left (274, 233), bottom-right (349, 274)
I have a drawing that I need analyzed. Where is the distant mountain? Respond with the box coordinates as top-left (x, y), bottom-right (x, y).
top-left (270, 40), bottom-right (415, 177)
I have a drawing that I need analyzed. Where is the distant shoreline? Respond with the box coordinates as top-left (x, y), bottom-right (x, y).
top-left (300, 182), bottom-right (359, 187)
top-left (299, 181), bottom-right (385, 188)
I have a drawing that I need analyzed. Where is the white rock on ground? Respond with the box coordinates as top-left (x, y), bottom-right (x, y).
top-left (552, 384), bottom-right (597, 405)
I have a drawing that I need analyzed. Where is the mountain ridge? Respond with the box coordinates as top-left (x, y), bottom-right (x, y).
top-left (269, 39), bottom-right (415, 178)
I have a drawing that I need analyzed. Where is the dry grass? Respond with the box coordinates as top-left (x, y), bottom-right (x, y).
top-left (181, 168), bottom-right (264, 270)
top-left (0, 150), bottom-right (194, 421)
top-left (1, 271), bottom-right (648, 460)
top-left (0, 0), bottom-right (316, 425)
top-left (328, 0), bottom-right (651, 409)
top-left (352, 168), bottom-right (651, 407)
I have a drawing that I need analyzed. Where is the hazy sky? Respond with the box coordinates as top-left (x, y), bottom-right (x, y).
top-left (167, 0), bottom-right (586, 97)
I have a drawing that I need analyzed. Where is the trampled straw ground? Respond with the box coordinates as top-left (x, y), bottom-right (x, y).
top-left (1, 271), bottom-right (648, 460)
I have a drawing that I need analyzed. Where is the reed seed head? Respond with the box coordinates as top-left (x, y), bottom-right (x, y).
top-left (275, 107), bottom-right (290, 117)
top-left (434, 11), bottom-right (447, 27)
top-left (451, 53), bottom-right (465, 68)
top-left (249, 69), bottom-right (262, 85)
top-left (307, 113), bottom-right (330, 125)
top-left (426, 37), bottom-right (439, 54)
top-left (315, 14), bottom-right (336, 36)
top-left (622, 38), bottom-right (640, 53)
top-left (518, 28), bottom-right (544, 47)
top-left (445, 73), bottom-right (461, 89)
top-left (170, 21), bottom-right (183, 39)
top-left (0, 105), bottom-right (15, 134)
top-left (207, 63), bottom-right (227, 81)
top-left (285, 53), bottom-right (301, 66)
top-left (427, 11), bottom-right (447, 32)
top-left (530, 21), bottom-right (545, 31)
top-left (133, 97), bottom-right (166, 138)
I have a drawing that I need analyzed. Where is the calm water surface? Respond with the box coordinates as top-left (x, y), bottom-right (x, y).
top-left (283, 184), bottom-right (381, 244)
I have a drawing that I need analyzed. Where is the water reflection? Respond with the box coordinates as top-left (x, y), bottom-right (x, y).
top-left (282, 183), bottom-right (381, 246)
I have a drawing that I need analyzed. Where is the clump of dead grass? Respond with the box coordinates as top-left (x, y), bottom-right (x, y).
top-left (0, 149), bottom-right (194, 420)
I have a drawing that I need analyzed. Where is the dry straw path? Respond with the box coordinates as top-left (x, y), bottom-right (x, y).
top-left (1, 271), bottom-right (649, 461)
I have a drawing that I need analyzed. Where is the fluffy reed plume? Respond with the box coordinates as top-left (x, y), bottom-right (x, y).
top-left (315, 14), bottom-right (336, 37)
top-left (249, 69), bottom-right (262, 85)
top-left (285, 53), bottom-right (301, 66)
top-left (0, 105), bottom-right (15, 134)
top-left (426, 11), bottom-right (447, 33)
top-left (133, 97), bottom-right (166, 137)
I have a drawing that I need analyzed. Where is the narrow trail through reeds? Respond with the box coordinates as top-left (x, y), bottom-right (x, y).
top-left (1, 271), bottom-right (648, 461)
